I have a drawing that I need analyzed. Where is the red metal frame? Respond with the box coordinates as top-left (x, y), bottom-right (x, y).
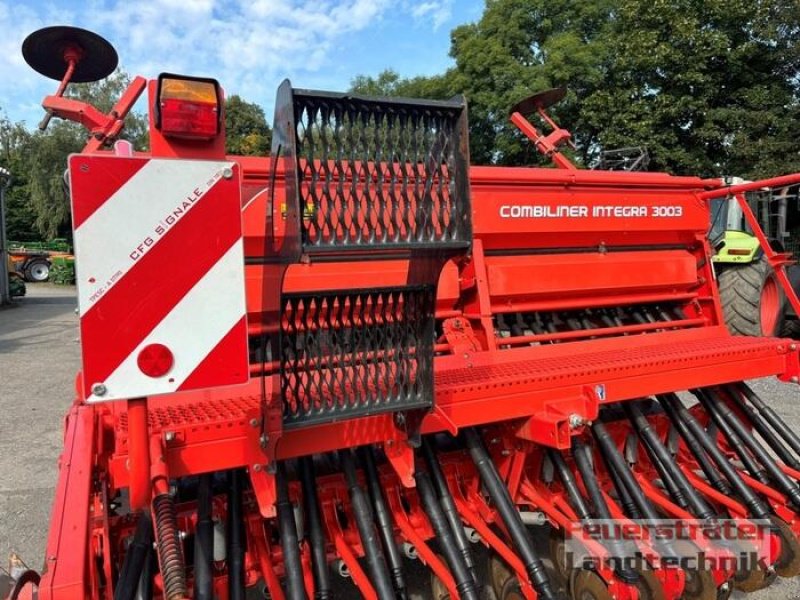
top-left (42, 76), bottom-right (146, 152)
top-left (27, 71), bottom-right (800, 600)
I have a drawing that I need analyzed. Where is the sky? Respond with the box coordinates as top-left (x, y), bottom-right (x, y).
top-left (0, 0), bottom-right (484, 127)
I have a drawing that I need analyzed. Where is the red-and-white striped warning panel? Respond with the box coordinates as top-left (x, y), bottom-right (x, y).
top-left (69, 155), bottom-right (249, 402)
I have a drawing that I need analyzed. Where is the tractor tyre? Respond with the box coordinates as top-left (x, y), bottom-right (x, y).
top-left (781, 265), bottom-right (800, 337)
top-left (782, 319), bottom-right (800, 338)
top-left (23, 259), bottom-right (50, 282)
top-left (718, 260), bottom-right (785, 337)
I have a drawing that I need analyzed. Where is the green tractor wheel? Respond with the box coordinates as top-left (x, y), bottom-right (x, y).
top-left (719, 259), bottom-right (785, 337)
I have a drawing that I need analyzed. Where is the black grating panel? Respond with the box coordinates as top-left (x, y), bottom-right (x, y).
top-left (266, 81), bottom-right (472, 429)
top-left (280, 286), bottom-right (436, 428)
top-left (289, 88), bottom-right (471, 253)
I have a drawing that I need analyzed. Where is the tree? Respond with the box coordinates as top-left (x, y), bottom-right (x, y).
top-left (66, 70), bottom-right (149, 150)
top-left (350, 69), bottom-right (452, 99)
top-left (27, 121), bottom-right (84, 238)
top-left (225, 96), bottom-right (271, 156)
top-left (351, 1), bottom-right (614, 166)
top-left (4, 76), bottom-right (270, 240)
top-left (0, 114), bottom-right (35, 241)
top-left (18, 70), bottom-right (149, 239)
top-left (350, 0), bottom-right (800, 178)
top-left (586, 0), bottom-right (800, 178)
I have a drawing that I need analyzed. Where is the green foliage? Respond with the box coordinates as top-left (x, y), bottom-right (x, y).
top-left (50, 256), bottom-right (76, 285)
top-left (27, 120), bottom-right (84, 238)
top-left (1, 76), bottom-right (271, 241)
top-left (8, 273), bottom-right (25, 297)
top-left (0, 115), bottom-right (36, 241)
top-left (225, 95), bottom-right (271, 156)
top-left (1, 70), bottom-right (150, 240)
top-left (350, 0), bottom-right (800, 178)
top-left (584, 0), bottom-right (800, 177)
top-left (350, 69), bottom-right (452, 99)
top-left (66, 70), bottom-right (150, 150)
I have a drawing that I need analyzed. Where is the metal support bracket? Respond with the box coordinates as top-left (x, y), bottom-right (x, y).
top-left (514, 386), bottom-right (601, 449)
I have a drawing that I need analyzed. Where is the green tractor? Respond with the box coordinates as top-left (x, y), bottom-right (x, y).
top-left (711, 178), bottom-right (800, 337)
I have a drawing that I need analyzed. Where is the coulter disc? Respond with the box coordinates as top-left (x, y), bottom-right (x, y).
top-left (572, 570), bottom-right (613, 600)
top-left (771, 516), bottom-right (800, 578)
top-left (633, 567), bottom-right (667, 600)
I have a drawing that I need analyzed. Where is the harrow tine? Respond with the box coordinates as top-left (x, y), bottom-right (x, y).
top-left (359, 447), bottom-right (409, 600)
top-left (571, 438), bottom-right (639, 584)
top-left (624, 402), bottom-right (716, 520)
top-left (194, 475), bottom-right (214, 600)
top-left (299, 457), bottom-right (332, 600)
top-left (732, 383), bottom-right (800, 470)
top-left (693, 390), bottom-right (770, 485)
top-left (462, 428), bottom-right (562, 600)
top-left (339, 450), bottom-right (396, 600)
top-left (699, 388), bottom-right (800, 508)
top-left (276, 463), bottom-right (309, 600)
top-left (421, 438), bottom-right (478, 584)
top-left (657, 394), bottom-right (771, 520)
top-left (415, 470), bottom-right (481, 600)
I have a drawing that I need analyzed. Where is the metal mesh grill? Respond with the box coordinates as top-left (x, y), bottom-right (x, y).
top-left (290, 90), bottom-right (471, 252)
top-left (280, 286), bottom-right (436, 427)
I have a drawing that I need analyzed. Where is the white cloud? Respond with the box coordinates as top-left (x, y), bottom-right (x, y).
top-left (409, 0), bottom-right (453, 30)
top-left (0, 0), bottom-right (457, 125)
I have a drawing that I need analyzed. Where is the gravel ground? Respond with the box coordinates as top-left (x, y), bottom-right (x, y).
top-left (1, 284), bottom-right (800, 598)
top-left (0, 284), bottom-right (80, 572)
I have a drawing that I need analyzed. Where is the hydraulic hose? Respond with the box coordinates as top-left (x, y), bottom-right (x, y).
top-left (339, 450), bottom-right (395, 600)
top-left (658, 394), bottom-right (771, 519)
top-left (592, 421), bottom-right (682, 562)
top-left (643, 440), bottom-right (689, 509)
top-left (625, 402), bottom-right (716, 520)
top-left (605, 456), bottom-right (642, 519)
top-left (657, 394), bottom-right (732, 495)
top-left (114, 512), bottom-right (154, 600)
top-left (137, 547), bottom-right (156, 600)
top-left (416, 470), bottom-right (480, 600)
top-left (359, 447), bottom-right (408, 600)
top-left (421, 438), bottom-right (477, 583)
top-left (571, 438), bottom-right (639, 584)
top-left (463, 428), bottom-right (560, 600)
top-left (593, 422), bottom-right (660, 521)
top-left (548, 449), bottom-right (592, 522)
top-left (194, 475), bottom-right (214, 600)
top-left (702, 388), bottom-right (800, 508)
top-left (727, 384), bottom-right (800, 469)
top-left (276, 463), bottom-right (308, 600)
top-left (227, 469), bottom-right (246, 600)
top-left (694, 390), bottom-right (769, 484)
top-left (738, 382), bottom-right (800, 464)
top-left (299, 457), bottom-right (332, 600)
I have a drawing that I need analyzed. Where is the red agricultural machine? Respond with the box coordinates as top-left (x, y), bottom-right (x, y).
top-left (9, 25), bottom-right (800, 600)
